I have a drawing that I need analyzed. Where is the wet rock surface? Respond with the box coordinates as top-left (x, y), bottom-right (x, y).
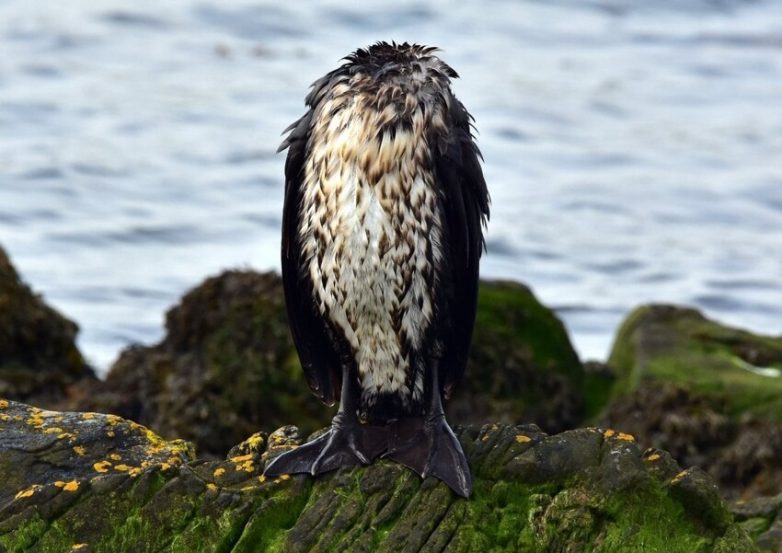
top-left (0, 401), bottom-right (756, 553)
top-left (79, 272), bottom-right (588, 457)
top-left (0, 245), bottom-right (95, 407)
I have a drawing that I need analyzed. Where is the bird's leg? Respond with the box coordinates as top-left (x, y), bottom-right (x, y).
top-left (385, 361), bottom-right (472, 498)
top-left (264, 363), bottom-right (384, 477)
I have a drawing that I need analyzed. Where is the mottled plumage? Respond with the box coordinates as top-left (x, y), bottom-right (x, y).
top-left (266, 42), bottom-right (489, 497)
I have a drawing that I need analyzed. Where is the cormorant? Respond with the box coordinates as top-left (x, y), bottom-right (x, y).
top-left (264, 42), bottom-right (489, 498)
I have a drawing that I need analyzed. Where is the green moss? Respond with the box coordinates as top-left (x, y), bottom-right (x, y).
top-left (474, 282), bottom-right (582, 381)
top-left (0, 512), bottom-right (48, 552)
top-left (582, 363), bottom-right (617, 422)
top-left (231, 487), bottom-right (311, 553)
top-left (608, 305), bottom-right (782, 422)
top-left (454, 281), bottom-right (587, 432)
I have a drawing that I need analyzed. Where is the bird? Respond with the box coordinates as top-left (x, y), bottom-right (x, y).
top-left (263, 41), bottom-right (489, 498)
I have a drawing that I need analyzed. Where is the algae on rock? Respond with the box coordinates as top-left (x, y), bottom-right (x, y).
top-left (0, 400), bottom-right (757, 552)
top-left (604, 305), bottom-right (782, 502)
top-left (608, 304), bottom-right (782, 420)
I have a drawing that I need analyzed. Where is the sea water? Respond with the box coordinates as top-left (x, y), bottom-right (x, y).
top-left (1, 0), bottom-right (781, 372)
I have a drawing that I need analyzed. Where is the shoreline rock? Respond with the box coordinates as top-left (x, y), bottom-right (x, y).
top-left (604, 305), bottom-right (782, 503)
top-left (0, 400), bottom-right (756, 552)
top-left (0, 245), bottom-right (95, 407)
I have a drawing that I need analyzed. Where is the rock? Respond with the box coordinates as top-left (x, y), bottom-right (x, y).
top-left (0, 245), bottom-right (94, 406)
top-left (604, 306), bottom-right (782, 501)
top-left (731, 494), bottom-right (782, 552)
top-left (607, 304), bottom-right (782, 420)
top-left (0, 401), bottom-right (756, 552)
top-left (82, 272), bottom-right (587, 457)
top-left (80, 270), bottom-right (321, 459)
top-left (0, 400), bottom-right (193, 508)
top-left (452, 280), bottom-right (587, 433)
top-left (602, 382), bottom-right (782, 500)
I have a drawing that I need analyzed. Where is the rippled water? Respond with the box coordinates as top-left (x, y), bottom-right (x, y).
top-left (1, 0), bottom-right (781, 372)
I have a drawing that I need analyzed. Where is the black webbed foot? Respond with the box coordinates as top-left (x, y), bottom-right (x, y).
top-left (264, 414), bottom-right (387, 477)
top-left (385, 415), bottom-right (472, 498)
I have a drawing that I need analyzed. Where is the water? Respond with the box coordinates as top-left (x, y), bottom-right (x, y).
top-left (1, 0), bottom-right (781, 373)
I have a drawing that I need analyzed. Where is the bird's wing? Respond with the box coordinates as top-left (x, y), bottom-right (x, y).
top-left (434, 97), bottom-right (490, 400)
top-left (279, 107), bottom-right (343, 406)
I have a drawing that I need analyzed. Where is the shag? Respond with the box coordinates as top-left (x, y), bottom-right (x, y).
top-left (264, 42), bottom-right (489, 498)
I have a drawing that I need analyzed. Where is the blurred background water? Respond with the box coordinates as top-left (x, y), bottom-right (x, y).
top-left (1, 0), bottom-right (781, 373)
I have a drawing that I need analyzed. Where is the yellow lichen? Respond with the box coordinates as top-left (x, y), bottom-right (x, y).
top-left (160, 463), bottom-right (171, 471)
top-left (515, 434), bottom-right (532, 444)
top-left (229, 454), bottom-right (253, 463)
top-left (616, 432), bottom-right (635, 442)
top-left (114, 464), bottom-right (131, 472)
top-left (81, 413), bottom-right (96, 420)
top-left (128, 468), bottom-right (142, 477)
top-left (93, 461), bottom-right (112, 473)
top-left (109, 453), bottom-right (122, 461)
top-left (603, 429), bottom-right (615, 439)
top-left (0, 399), bottom-right (9, 409)
top-left (213, 467), bottom-right (226, 478)
top-left (106, 431), bottom-right (115, 438)
top-left (106, 414), bottom-right (122, 425)
top-left (71, 545), bottom-right (88, 551)
top-left (26, 414), bottom-right (45, 428)
top-left (63, 480), bottom-right (79, 492)
top-left (671, 470), bottom-right (688, 484)
top-left (258, 475), bottom-right (267, 483)
top-left (73, 445), bottom-right (87, 456)
top-left (54, 481), bottom-right (66, 488)
top-left (58, 432), bottom-right (76, 440)
top-left (0, 414), bottom-right (11, 421)
top-left (15, 486), bottom-right (39, 500)
top-left (246, 433), bottom-right (265, 449)
top-left (145, 428), bottom-right (167, 447)
top-left (279, 474), bottom-right (290, 481)
top-left (646, 453), bottom-right (661, 462)
top-left (207, 483), bottom-right (218, 492)
top-left (44, 427), bottom-right (64, 434)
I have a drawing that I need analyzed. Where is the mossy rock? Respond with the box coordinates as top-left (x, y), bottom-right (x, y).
top-left (601, 381), bottom-right (782, 501)
top-left (0, 245), bottom-right (94, 406)
top-left (80, 271), bottom-right (323, 459)
top-left (453, 280), bottom-right (588, 431)
top-left (731, 493), bottom-right (782, 551)
top-left (82, 272), bottom-right (587, 457)
top-left (608, 305), bottom-right (782, 422)
top-left (0, 400), bottom-right (757, 552)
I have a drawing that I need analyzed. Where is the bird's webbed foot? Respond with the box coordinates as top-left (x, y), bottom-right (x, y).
top-left (264, 413), bottom-right (385, 477)
top-left (385, 414), bottom-right (472, 498)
